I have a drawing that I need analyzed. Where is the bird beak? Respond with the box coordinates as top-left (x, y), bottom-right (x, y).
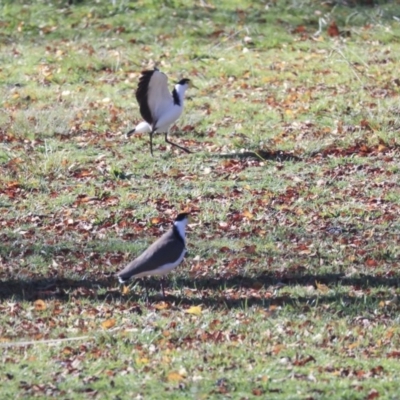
top-left (190, 82), bottom-right (198, 89)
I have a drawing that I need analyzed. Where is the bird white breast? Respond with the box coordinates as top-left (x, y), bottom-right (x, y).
top-left (154, 104), bottom-right (183, 132)
top-left (132, 248), bottom-right (187, 278)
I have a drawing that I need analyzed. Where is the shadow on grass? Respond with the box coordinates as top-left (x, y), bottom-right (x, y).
top-left (1, 272), bottom-right (399, 312)
top-left (213, 150), bottom-right (302, 162)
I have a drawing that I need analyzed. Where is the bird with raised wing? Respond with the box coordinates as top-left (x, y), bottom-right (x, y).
top-left (127, 68), bottom-right (192, 155)
top-left (117, 212), bottom-right (190, 298)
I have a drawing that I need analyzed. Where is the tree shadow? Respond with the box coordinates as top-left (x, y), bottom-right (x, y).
top-left (183, 272), bottom-right (400, 290)
top-left (1, 271), bottom-right (398, 313)
top-left (213, 149), bottom-right (302, 162)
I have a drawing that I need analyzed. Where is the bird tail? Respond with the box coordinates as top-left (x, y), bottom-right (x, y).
top-left (126, 121), bottom-right (152, 138)
top-left (126, 129), bottom-right (135, 138)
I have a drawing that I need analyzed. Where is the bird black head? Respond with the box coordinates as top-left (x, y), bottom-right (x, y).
top-left (175, 212), bottom-right (190, 221)
top-left (177, 78), bottom-right (191, 86)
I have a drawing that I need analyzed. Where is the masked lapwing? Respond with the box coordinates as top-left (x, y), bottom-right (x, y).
top-left (126, 68), bottom-right (192, 155)
top-left (117, 212), bottom-right (190, 297)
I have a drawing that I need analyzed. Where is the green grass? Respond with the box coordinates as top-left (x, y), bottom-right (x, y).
top-left (1, 0), bottom-right (400, 398)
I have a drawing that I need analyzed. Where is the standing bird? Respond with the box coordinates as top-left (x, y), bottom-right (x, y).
top-left (116, 212), bottom-right (190, 298)
top-left (127, 68), bottom-right (192, 155)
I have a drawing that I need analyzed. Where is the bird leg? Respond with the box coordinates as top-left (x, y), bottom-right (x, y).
top-left (149, 130), bottom-right (154, 156)
top-left (164, 132), bottom-right (192, 154)
top-left (160, 277), bottom-right (166, 299)
top-left (142, 278), bottom-right (149, 302)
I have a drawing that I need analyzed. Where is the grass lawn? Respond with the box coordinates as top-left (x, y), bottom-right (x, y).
top-left (1, 0), bottom-right (400, 398)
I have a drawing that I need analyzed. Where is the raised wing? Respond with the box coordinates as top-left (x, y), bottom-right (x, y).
top-left (136, 69), bottom-right (156, 125)
top-left (137, 69), bottom-right (174, 128)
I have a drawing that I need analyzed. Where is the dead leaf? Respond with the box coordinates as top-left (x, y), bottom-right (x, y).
top-left (293, 25), bottom-right (307, 34)
top-left (122, 285), bottom-right (130, 295)
top-left (367, 389), bottom-right (379, 400)
top-left (62, 346), bottom-right (73, 355)
top-left (135, 357), bottom-right (149, 365)
top-left (243, 244), bottom-right (257, 254)
top-left (167, 371), bottom-right (184, 382)
top-left (34, 299), bottom-right (47, 311)
top-left (242, 210), bottom-right (253, 220)
top-left (101, 319), bottom-right (116, 329)
top-left (377, 144), bottom-right (386, 152)
top-left (316, 281), bottom-right (329, 293)
top-left (387, 350), bottom-right (400, 358)
top-left (365, 259), bottom-right (378, 268)
top-left (360, 119), bottom-right (372, 131)
top-left (186, 306), bottom-right (202, 316)
top-left (348, 341), bottom-right (360, 350)
top-left (252, 388), bottom-right (264, 396)
top-left (293, 355), bottom-right (316, 366)
top-left (327, 21), bottom-right (340, 37)
top-left (154, 302), bottom-right (170, 310)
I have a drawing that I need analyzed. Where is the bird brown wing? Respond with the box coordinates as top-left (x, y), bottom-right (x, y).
top-left (136, 69), bottom-right (155, 125)
top-left (136, 68), bottom-right (174, 129)
top-left (117, 228), bottom-right (186, 282)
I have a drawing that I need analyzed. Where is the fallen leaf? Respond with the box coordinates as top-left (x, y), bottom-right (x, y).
top-left (293, 355), bottom-right (316, 366)
top-left (387, 350), bottom-right (400, 358)
top-left (242, 210), bottom-right (253, 220)
top-left (135, 357), bottom-right (149, 365)
top-left (328, 21), bottom-right (340, 37)
top-left (154, 302), bottom-right (170, 310)
top-left (365, 259), bottom-right (378, 268)
top-left (186, 306), bottom-right (202, 316)
top-left (252, 388), bottom-right (264, 396)
top-left (63, 346), bottom-right (73, 355)
top-left (385, 329), bottom-right (395, 340)
top-left (34, 299), bottom-right (47, 311)
top-left (122, 285), bottom-right (130, 295)
top-left (244, 244), bottom-right (257, 254)
top-left (367, 389), bottom-right (379, 399)
top-left (316, 281), bottom-right (329, 293)
top-left (167, 371), bottom-right (184, 382)
top-left (348, 341), bottom-right (360, 350)
top-left (293, 25), bottom-right (307, 34)
top-left (101, 319), bottom-right (116, 329)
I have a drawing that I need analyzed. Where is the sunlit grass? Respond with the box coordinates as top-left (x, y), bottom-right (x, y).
top-left (1, 0), bottom-right (400, 398)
